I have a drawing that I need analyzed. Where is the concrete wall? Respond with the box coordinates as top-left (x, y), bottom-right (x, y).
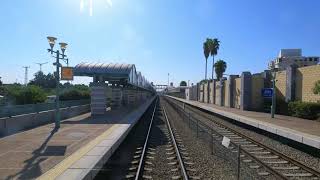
top-left (224, 80), bottom-right (229, 107)
top-left (204, 83), bottom-right (209, 103)
top-left (215, 81), bottom-right (223, 106)
top-left (233, 78), bottom-right (241, 109)
top-left (275, 71), bottom-right (287, 101)
top-left (295, 65), bottom-right (320, 102)
top-left (199, 84), bottom-right (204, 102)
top-left (0, 104), bottom-right (90, 137)
top-left (209, 81), bottom-right (215, 104)
top-left (251, 74), bottom-right (265, 110)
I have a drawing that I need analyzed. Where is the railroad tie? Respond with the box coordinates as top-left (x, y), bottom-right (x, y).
top-left (283, 173), bottom-right (313, 177)
top-left (170, 168), bottom-right (179, 172)
top-left (249, 165), bottom-right (260, 169)
top-left (263, 160), bottom-right (288, 164)
top-left (144, 167), bottom-right (153, 171)
top-left (142, 175), bottom-right (153, 179)
top-left (272, 166), bottom-right (300, 170)
top-left (257, 172), bottom-right (270, 176)
top-left (256, 155), bottom-right (279, 159)
top-left (171, 175), bottom-right (181, 180)
top-left (167, 156), bottom-right (176, 160)
top-left (249, 151), bottom-right (271, 155)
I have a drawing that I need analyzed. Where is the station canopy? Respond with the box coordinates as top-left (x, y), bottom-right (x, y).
top-left (74, 62), bottom-right (135, 81)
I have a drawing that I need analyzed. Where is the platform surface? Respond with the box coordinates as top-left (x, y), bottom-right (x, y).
top-left (167, 96), bottom-right (320, 149)
top-left (0, 98), bottom-right (154, 180)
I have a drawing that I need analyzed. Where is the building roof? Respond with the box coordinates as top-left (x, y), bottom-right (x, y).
top-left (74, 62), bottom-right (135, 77)
top-left (278, 49), bottom-right (302, 58)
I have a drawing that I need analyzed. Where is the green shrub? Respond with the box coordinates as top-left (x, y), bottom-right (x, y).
top-left (8, 85), bottom-right (47, 105)
top-left (288, 101), bottom-right (320, 120)
top-left (60, 89), bottom-right (90, 101)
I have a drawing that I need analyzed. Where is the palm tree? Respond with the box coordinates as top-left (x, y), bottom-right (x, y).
top-left (209, 38), bottom-right (220, 80)
top-left (214, 59), bottom-right (227, 80)
top-left (203, 39), bottom-right (210, 80)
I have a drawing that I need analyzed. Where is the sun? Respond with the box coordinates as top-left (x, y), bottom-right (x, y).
top-left (80, 0), bottom-right (112, 16)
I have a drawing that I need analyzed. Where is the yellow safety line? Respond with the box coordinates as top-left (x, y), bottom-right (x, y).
top-left (37, 124), bottom-right (120, 180)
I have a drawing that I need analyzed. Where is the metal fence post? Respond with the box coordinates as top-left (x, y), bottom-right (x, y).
top-left (237, 145), bottom-right (241, 180)
top-left (211, 128), bottom-right (214, 155)
top-left (196, 118), bottom-right (199, 138)
top-left (188, 112), bottom-right (191, 128)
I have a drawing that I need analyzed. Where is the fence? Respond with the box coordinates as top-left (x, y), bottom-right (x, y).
top-left (0, 99), bottom-right (90, 118)
top-left (165, 97), bottom-right (278, 180)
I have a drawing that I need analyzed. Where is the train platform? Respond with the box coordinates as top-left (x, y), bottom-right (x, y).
top-left (166, 95), bottom-right (320, 150)
top-left (0, 97), bottom-right (155, 180)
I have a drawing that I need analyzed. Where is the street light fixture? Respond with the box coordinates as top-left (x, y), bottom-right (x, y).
top-left (59, 42), bottom-right (68, 55)
top-left (47, 36), bottom-right (57, 50)
top-left (46, 36), bottom-right (69, 129)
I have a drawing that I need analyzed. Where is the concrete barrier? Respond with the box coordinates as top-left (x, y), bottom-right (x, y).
top-left (0, 104), bottom-right (90, 137)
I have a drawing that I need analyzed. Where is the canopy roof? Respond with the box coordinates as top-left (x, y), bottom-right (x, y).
top-left (74, 62), bottom-right (135, 77)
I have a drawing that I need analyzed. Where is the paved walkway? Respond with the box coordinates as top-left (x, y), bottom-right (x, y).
top-left (168, 96), bottom-right (320, 149)
top-left (0, 105), bottom-right (141, 179)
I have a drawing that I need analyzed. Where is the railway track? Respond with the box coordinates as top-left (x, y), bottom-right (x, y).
top-left (126, 98), bottom-right (198, 179)
top-left (165, 97), bottom-right (320, 180)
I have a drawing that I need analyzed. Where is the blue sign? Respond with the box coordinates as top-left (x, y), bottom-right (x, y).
top-left (261, 88), bottom-right (273, 98)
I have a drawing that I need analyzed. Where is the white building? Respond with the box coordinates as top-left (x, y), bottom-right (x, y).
top-left (268, 49), bottom-right (319, 70)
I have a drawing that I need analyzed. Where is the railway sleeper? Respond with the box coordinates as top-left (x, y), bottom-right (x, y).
top-left (257, 171), bottom-right (270, 176)
top-left (171, 175), bottom-right (181, 180)
top-left (256, 155), bottom-right (279, 159)
top-left (249, 165), bottom-right (261, 169)
top-left (263, 160), bottom-right (288, 164)
top-left (272, 166), bottom-right (300, 170)
top-left (249, 151), bottom-right (271, 154)
top-left (283, 173), bottom-right (313, 177)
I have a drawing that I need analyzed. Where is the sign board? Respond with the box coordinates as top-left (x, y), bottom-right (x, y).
top-left (61, 67), bottom-right (74, 80)
top-left (261, 88), bottom-right (273, 98)
top-left (222, 136), bottom-right (230, 148)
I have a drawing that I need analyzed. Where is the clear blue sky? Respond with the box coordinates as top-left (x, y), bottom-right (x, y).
top-left (1, 0), bottom-right (320, 86)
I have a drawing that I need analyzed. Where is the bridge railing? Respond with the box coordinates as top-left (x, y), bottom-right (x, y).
top-left (0, 99), bottom-right (90, 118)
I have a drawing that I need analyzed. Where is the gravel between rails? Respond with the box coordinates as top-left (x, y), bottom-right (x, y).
top-left (163, 98), bottom-right (239, 180)
top-left (94, 101), bottom-right (156, 179)
top-left (170, 98), bottom-right (320, 173)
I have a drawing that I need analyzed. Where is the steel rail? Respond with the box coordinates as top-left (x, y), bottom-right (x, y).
top-left (165, 98), bottom-right (286, 179)
top-left (162, 105), bottom-right (189, 180)
top-left (135, 98), bottom-right (158, 180)
top-left (168, 97), bottom-right (320, 179)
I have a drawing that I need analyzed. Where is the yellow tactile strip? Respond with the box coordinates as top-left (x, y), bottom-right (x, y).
top-left (37, 124), bottom-right (120, 180)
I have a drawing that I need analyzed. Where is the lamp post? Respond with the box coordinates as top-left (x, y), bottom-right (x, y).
top-left (47, 36), bottom-right (69, 129)
top-left (271, 70), bottom-right (277, 118)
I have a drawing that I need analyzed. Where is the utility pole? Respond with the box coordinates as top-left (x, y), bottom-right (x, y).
top-left (22, 66), bottom-right (30, 86)
top-left (167, 73), bottom-right (170, 87)
top-left (35, 62), bottom-right (48, 72)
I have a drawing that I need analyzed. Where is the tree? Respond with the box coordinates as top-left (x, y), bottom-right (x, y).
top-left (203, 39), bottom-right (210, 80)
top-left (208, 38), bottom-right (220, 80)
top-left (180, 81), bottom-right (187, 86)
top-left (29, 71), bottom-right (56, 89)
top-left (313, 80), bottom-right (320, 95)
top-left (0, 76), bottom-right (2, 86)
top-left (214, 60), bottom-right (227, 80)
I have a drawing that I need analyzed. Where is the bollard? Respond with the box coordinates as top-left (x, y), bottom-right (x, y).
top-left (237, 145), bottom-right (241, 180)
